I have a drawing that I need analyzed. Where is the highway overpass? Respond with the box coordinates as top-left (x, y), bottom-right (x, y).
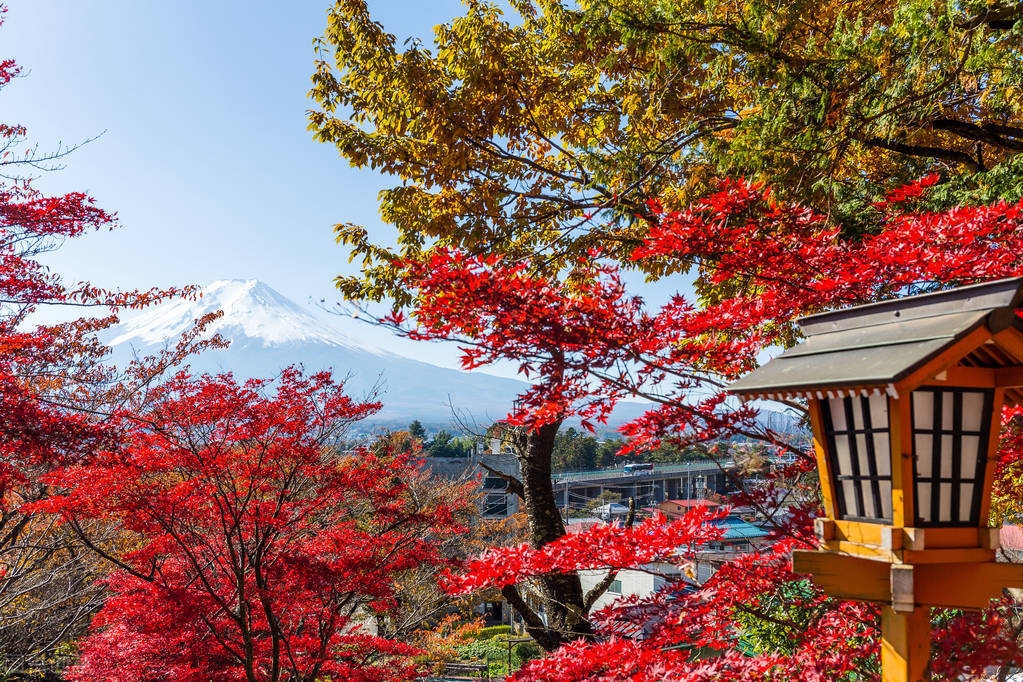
top-left (553, 460), bottom-right (734, 512)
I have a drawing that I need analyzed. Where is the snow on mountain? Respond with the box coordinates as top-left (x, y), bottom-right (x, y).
top-left (106, 279), bottom-right (524, 423)
top-left (109, 279), bottom-right (384, 353)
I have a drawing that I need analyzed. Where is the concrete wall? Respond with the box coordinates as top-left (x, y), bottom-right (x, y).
top-left (578, 562), bottom-right (681, 612)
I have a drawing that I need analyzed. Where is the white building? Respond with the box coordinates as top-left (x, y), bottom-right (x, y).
top-left (579, 562), bottom-right (689, 613)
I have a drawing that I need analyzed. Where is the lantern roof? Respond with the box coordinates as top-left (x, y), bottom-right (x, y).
top-left (729, 277), bottom-right (1023, 399)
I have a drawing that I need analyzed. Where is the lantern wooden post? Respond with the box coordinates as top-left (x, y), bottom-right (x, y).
top-left (881, 606), bottom-right (930, 682)
top-left (884, 393), bottom-right (928, 682)
top-left (807, 399), bottom-right (837, 519)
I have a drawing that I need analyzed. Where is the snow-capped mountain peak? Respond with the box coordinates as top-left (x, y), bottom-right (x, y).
top-left (109, 279), bottom-right (380, 352)
top-left (103, 278), bottom-right (526, 423)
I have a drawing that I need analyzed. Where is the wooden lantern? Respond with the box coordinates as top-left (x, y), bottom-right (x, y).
top-left (728, 278), bottom-right (1023, 681)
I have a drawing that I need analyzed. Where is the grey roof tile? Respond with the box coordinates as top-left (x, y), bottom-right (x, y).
top-left (728, 278), bottom-right (1023, 396)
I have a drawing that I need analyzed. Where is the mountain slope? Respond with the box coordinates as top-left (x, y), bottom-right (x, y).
top-left (106, 279), bottom-right (525, 423)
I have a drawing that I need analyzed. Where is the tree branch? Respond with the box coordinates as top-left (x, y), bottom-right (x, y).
top-left (478, 461), bottom-right (525, 500)
top-left (956, 3), bottom-right (1023, 30)
top-left (862, 136), bottom-right (982, 171)
top-left (930, 119), bottom-right (1023, 152)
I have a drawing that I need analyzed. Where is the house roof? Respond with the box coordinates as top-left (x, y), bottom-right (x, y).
top-left (662, 499), bottom-right (720, 508)
top-left (728, 278), bottom-right (1023, 399)
top-left (713, 516), bottom-right (770, 541)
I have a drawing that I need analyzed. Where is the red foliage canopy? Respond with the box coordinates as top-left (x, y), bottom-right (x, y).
top-left (40, 368), bottom-right (471, 682)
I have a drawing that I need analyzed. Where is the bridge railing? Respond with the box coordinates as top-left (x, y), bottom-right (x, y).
top-left (552, 460), bottom-right (733, 483)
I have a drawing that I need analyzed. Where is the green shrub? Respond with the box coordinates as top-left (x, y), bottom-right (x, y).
top-left (454, 638), bottom-right (506, 662)
top-left (474, 625), bottom-right (511, 640)
top-left (514, 640), bottom-right (542, 663)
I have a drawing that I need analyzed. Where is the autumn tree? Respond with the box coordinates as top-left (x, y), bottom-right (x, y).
top-left (38, 368), bottom-right (472, 682)
top-left (371, 178), bottom-right (1023, 677)
top-left (374, 454), bottom-right (501, 646)
top-left (408, 419), bottom-right (426, 442)
top-left (551, 429), bottom-right (600, 472)
top-left (310, 0), bottom-right (1023, 305)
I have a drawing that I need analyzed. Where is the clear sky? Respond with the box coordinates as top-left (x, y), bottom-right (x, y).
top-left (3, 0), bottom-right (684, 371)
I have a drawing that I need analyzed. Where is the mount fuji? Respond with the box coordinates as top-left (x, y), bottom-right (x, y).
top-left (105, 279), bottom-right (526, 424)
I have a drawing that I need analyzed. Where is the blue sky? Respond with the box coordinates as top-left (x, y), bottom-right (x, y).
top-left (3, 1), bottom-right (462, 296)
top-left (3, 1), bottom-right (684, 370)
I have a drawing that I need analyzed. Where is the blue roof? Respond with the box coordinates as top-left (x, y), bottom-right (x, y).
top-left (713, 516), bottom-right (770, 541)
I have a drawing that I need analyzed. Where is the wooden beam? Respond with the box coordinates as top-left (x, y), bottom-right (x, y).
top-left (924, 366), bottom-right (995, 387)
top-left (833, 519), bottom-right (884, 546)
top-left (825, 523), bottom-right (991, 551)
top-left (914, 562), bottom-right (1023, 609)
top-left (896, 327), bottom-right (993, 394)
top-left (993, 327), bottom-right (1023, 363)
top-left (995, 366), bottom-right (1023, 388)
top-left (792, 550), bottom-right (890, 602)
top-left (792, 551), bottom-right (1023, 610)
top-left (823, 540), bottom-right (896, 560)
top-left (827, 526), bottom-right (991, 551)
top-left (901, 547), bottom-right (996, 564)
top-left (917, 527), bottom-right (981, 548)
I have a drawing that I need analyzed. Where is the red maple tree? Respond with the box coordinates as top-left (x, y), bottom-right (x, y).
top-left (376, 178), bottom-right (1023, 679)
top-left (39, 368), bottom-right (473, 682)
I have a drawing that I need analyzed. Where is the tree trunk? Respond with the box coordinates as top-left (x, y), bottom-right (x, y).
top-left (510, 420), bottom-right (595, 651)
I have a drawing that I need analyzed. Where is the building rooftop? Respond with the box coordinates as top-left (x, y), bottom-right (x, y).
top-left (713, 516), bottom-right (770, 541)
top-left (662, 499), bottom-right (721, 508)
top-left (592, 503), bottom-right (631, 517)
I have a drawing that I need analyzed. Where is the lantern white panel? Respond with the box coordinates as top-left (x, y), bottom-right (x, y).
top-left (851, 398), bottom-right (865, 429)
top-left (910, 388), bottom-right (993, 526)
top-left (829, 399), bottom-right (848, 431)
top-left (959, 483), bottom-right (975, 521)
top-left (868, 394), bottom-right (888, 429)
top-left (962, 392), bottom-right (985, 432)
top-left (841, 480), bottom-right (856, 511)
top-left (940, 435), bottom-right (954, 478)
top-left (939, 483), bottom-right (953, 523)
top-left (941, 397), bottom-right (954, 430)
top-left (874, 433), bottom-right (891, 476)
top-left (917, 483), bottom-right (932, 523)
top-left (879, 480), bottom-right (893, 519)
top-left (855, 434), bottom-right (871, 475)
top-left (823, 395), bottom-right (893, 522)
top-left (914, 434), bottom-right (933, 477)
top-left (913, 391), bottom-right (934, 428)
top-left (833, 434), bottom-right (853, 476)
top-left (860, 481), bottom-right (876, 518)
top-left (961, 435), bottom-right (980, 478)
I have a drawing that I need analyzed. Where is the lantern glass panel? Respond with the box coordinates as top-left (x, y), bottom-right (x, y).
top-left (821, 394), bottom-right (893, 523)
top-left (910, 388), bottom-right (993, 527)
